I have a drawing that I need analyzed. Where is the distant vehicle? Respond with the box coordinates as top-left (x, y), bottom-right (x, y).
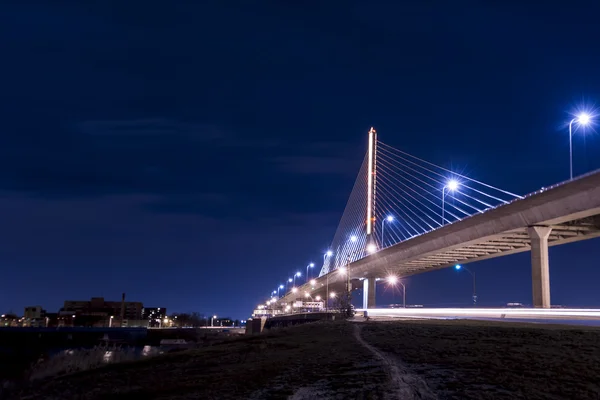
top-left (506, 303), bottom-right (525, 308)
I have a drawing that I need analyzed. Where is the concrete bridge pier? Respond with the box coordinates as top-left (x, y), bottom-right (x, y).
top-left (362, 278), bottom-right (376, 309)
top-left (528, 226), bottom-right (552, 308)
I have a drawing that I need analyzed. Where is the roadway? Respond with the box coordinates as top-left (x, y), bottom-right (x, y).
top-left (281, 170), bottom-right (600, 308)
top-left (357, 307), bottom-right (600, 326)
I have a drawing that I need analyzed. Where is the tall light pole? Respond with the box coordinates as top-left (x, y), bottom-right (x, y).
top-left (455, 265), bottom-right (477, 306)
top-left (442, 179), bottom-right (459, 225)
top-left (287, 278), bottom-right (293, 291)
top-left (293, 271), bottom-right (301, 287)
top-left (211, 315), bottom-right (217, 327)
top-left (381, 215), bottom-right (394, 248)
top-left (387, 275), bottom-right (406, 308)
top-left (306, 263), bottom-right (315, 282)
top-left (277, 284), bottom-right (284, 297)
top-left (569, 113), bottom-right (592, 180)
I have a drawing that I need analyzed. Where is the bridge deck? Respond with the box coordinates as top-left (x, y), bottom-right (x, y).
top-left (281, 170), bottom-right (600, 302)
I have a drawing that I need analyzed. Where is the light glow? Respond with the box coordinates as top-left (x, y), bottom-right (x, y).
top-left (578, 112), bottom-right (591, 125)
top-left (447, 179), bottom-right (459, 191)
top-left (310, 279), bottom-right (316, 286)
top-left (366, 243), bottom-right (377, 253)
top-left (292, 287), bottom-right (298, 293)
top-left (338, 266), bottom-right (347, 275)
top-left (387, 275), bottom-right (398, 284)
top-left (330, 292), bottom-right (336, 298)
top-left (350, 235), bottom-right (358, 243)
top-left (386, 215), bottom-right (394, 222)
top-left (455, 264), bottom-right (462, 270)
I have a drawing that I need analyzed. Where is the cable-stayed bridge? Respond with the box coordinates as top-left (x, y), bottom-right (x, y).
top-left (276, 128), bottom-right (600, 309)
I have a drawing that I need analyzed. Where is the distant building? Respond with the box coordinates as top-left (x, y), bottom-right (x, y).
top-left (142, 307), bottom-right (167, 327)
top-left (23, 306), bottom-right (47, 327)
top-left (1, 313), bottom-right (20, 327)
top-left (63, 295), bottom-right (143, 320)
top-left (215, 317), bottom-right (233, 326)
top-left (24, 306), bottom-right (46, 319)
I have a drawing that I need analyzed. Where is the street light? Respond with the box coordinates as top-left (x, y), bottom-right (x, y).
top-left (569, 112), bottom-right (592, 179)
top-left (306, 263), bottom-right (315, 282)
top-left (109, 315), bottom-right (114, 328)
top-left (442, 179), bottom-right (459, 225)
top-left (211, 315), bottom-right (217, 327)
top-left (330, 292), bottom-right (336, 298)
top-left (455, 264), bottom-right (477, 306)
top-left (293, 271), bottom-right (301, 286)
top-left (277, 284), bottom-right (284, 297)
top-left (381, 215), bottom-right (394, 248)
top-left (366, 243), bottom-right (377, 254)
top-left (292, 287), bottom-right (298, 293)
top-left (350, 235), bottom-right (358, 243)
top-left (310, 279), bottom-right (316, 286)
top-left (386, 275), bottom-right (405, 308)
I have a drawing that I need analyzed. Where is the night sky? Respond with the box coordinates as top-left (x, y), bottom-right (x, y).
top-left (2, 2), bottom-right (600, 319)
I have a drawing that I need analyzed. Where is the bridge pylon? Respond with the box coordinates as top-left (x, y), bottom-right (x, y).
top-left (366, 127), bottom-right (378, 254)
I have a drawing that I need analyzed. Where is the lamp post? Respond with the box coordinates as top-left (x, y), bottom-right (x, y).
top-left (569, 113), bottom-right (592, 180)
top-left (277, 284), bottom-right (284, 297)
top-left (293, 271), bottom-right (301, 287)
top-left (109, 315), bottom-right (114, 328)
top-left (455, 264), bottom-right (477, 306)
top-left (442, 179), bottom-right (459, 225)
top-left (381, 215), bottom-right (394, 248)
top-left (211, 315), bottom-right (217, 327)
top-left (387, 275), bottom-right (406, 308)
top-left (306, 263), bottom-right (315, 282)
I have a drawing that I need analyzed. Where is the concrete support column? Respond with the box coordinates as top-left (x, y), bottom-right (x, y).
top-left (362, 278), bottom-right (376, 309)
top-left (528, 226), bottom-right (552, 308)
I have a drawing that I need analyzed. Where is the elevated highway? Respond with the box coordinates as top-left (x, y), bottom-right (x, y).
top-left (281, 170), bottom-right (600, 308)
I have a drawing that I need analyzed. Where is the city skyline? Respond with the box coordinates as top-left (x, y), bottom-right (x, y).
top-left (1, 2), bottom-right (600, 319)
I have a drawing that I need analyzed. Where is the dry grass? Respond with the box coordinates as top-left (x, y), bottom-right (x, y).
top-left (8, 320), bottom-right (600, 399)
top-left (27, 345), bottom-right (144, 382)
top-left (10, 322), bottom-right (389, 399)
top-left (360, 319), bottom-right (600, 400)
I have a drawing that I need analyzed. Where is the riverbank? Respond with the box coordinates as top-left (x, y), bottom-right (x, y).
top-left (5, 320), bottom-right (600, 399)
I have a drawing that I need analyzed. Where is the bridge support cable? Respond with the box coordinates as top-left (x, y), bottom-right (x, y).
top-left (378, 148), bottom-right (492, 216)
top-left (371, 140), bottom-right (522, 249)
top-left (317, 134), bottom-right (523, 279)
top-left (378, 141), bottom-right (523, 200)
top-left (319, 155), bottom-right (369, 277)
top-left (377, 153), bottom-right (472, 222)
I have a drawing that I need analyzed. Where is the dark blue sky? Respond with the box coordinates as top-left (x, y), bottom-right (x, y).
top-left (1, 1), bottom-right (600, 319)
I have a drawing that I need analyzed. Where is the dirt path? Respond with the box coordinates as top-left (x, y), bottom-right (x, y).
top-left (353, 323), bottom-right (438, 400)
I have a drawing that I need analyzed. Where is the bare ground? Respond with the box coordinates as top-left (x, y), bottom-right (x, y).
top-left (360, 319), bottom-right (600, 400)
top-left (8, 322), bottom-right (391, 400)
top-left (6, 319), bottom-right (600, 399)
